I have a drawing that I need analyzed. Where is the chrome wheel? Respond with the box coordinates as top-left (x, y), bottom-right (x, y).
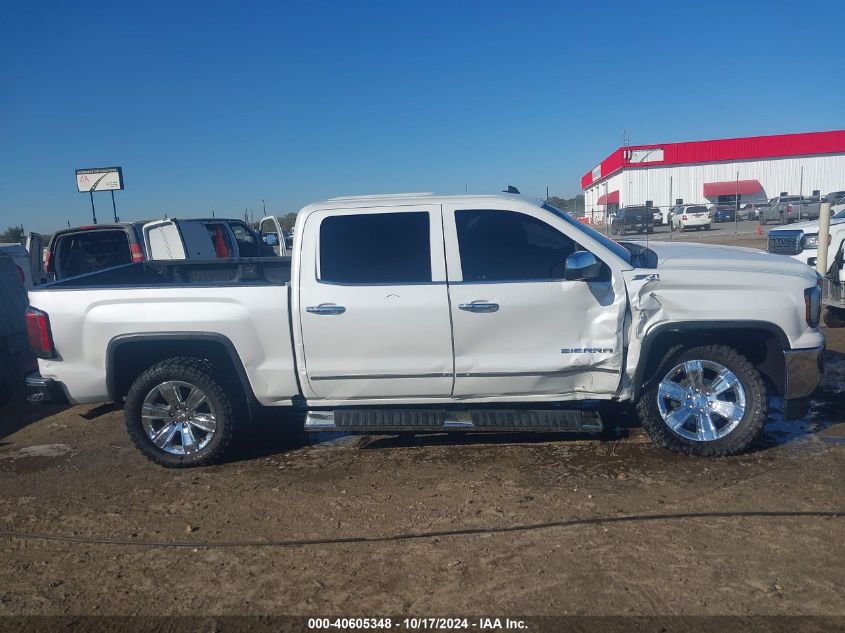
top-left (656, 360), bottom-right (746, 442)
top-left (141, 381), bottom-right (217, 455)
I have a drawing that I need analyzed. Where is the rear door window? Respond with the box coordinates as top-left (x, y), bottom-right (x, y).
top-left (203, 223), bottom-right (234, 258)
top-left (319, 212), bottom-right (431, 284)
top-left (55, 230), bottom-right (131, 278)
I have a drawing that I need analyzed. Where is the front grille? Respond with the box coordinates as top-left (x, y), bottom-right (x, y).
top-left (767, 231), bottom-right (803, 255)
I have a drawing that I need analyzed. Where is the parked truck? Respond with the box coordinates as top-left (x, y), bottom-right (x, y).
top-left (26, 193), bottom-right (824, 467)
top-left (37, 218), bottom-right (272, 282)
top-left (767, 208), bottom-right (845, 272)
top-left (759, 195), bottom-right (822, 225)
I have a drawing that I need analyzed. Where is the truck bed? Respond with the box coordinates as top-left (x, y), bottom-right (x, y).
top-left (40, 258), bottom-right (292, 289)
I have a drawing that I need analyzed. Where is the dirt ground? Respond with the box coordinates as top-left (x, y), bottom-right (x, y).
top-left (1, 232), bottom-right (843, 622)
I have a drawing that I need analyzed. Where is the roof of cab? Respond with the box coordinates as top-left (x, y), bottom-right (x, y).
top-left (300, 192), bottom-right (542, 214)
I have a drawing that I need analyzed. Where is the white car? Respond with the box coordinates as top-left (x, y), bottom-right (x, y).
top-left (670, 205), bottom-right (711, 231)
top-left (26, 193), bottom-right (823, 466)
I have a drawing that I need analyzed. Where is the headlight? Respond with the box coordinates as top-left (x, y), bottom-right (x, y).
top-left (804, 285), bottom-right (821, 328)
top-left (802, 234), bottom-right (819, 248)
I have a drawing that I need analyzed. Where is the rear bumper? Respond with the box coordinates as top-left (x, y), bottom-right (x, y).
top-left (25, 372), bottom-right (70, 405)
top-left (783, 346), bottom-right (824, 400)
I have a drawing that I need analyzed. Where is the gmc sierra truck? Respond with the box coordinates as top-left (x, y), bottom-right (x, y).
top-left (767, 209), bottom-right (845, 272)
top-left (25, 193), bottom-right (824, 467)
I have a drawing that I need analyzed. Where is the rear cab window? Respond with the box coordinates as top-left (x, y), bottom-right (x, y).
top-left (319, 212), bottom-right (431, 284)
top-left (54, 229), bottom-right (131, 278)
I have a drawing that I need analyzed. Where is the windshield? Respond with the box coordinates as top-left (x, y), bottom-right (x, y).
top-left (541, 203), bottom-right (633, 265)
top-left (834, 209), bottom-right (845, 219)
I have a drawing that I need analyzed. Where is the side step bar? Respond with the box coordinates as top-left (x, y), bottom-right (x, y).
top-left (305, 409), bottom-right (603, 433)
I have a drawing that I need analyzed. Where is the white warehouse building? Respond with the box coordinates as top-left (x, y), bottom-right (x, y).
top-left (581, 130), bottom-right (845, 222)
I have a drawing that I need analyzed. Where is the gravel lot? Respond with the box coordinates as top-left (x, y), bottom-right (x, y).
top-left (1, 231), bottom-right (843, 621)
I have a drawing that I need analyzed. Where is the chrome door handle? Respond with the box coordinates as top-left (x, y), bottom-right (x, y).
top-left (306, 304), bottom-right (346, 315)
top-left (458, 302), bottom-right (499, 313)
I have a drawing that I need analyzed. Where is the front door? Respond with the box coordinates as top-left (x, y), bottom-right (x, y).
top-left (443, 204), bottom-right (627, 399)
top-left (297, 205), bottom-right (454, 400)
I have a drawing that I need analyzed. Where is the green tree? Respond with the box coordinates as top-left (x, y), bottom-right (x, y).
top-left (279, 213), bottom-right (297, 231)
top-left (547, 194), bottom-right (585, 217)
top-left (1, 225), bottom-right (25, 244)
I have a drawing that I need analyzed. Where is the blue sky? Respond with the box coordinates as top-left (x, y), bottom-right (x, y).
top-left (1, 0), bottom-right (843, 233)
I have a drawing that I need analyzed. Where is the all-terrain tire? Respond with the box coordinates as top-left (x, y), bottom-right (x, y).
top-left (636, 345), bottom-right (767, 456)
top-left (124, 356), bottom-right (237, 467)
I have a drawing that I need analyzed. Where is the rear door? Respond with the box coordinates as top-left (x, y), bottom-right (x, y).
top-left (443, 203), bottom-right (627, 399)
top-left (297, 205), bottom-right (454, 400)
top-left (25, 233), bottom-right (45, 285)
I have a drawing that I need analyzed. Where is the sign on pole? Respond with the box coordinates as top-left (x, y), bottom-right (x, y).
top-left (75, 167), bottom-right (124, 193)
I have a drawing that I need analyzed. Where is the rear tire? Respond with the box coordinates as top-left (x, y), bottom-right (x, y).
top-left (637, 345), bottom-right (767, 456)
top-left (124, 357), bottom-right (237, 467)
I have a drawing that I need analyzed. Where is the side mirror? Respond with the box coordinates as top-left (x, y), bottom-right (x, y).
top-left (564, 251), bottom-right (603, 281)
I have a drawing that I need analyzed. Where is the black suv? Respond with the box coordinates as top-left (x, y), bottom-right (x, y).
top-left (610, 206), bottom-right (654, 236)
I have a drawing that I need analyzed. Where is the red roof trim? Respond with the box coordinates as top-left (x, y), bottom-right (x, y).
top-left (581, 130), bottom-right (845, 189)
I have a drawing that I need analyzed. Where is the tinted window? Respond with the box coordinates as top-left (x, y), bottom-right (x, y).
top-left (456, 210), bottom-right (577, 282)
top-left (229, 221), bottom-right (260, 257)
top-left (320, 212), bottom-right (431, 284)
top-left (56, 230), bottom-right (131, 278)
top-left (201, 222), bottom-right (237, 257)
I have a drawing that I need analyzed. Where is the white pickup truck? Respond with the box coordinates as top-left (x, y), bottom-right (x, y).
top-left (767, 209), bottom-right (845, 273)
top-left (25, 193), bottom-right (824, 467)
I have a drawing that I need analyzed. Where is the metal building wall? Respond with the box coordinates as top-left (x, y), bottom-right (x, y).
top-left (584, 153), bottom-right (845, 217)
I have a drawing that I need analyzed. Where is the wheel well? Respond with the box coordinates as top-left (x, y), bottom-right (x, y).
top-left (106, 335), bottom-right (255, 408)
top-left (635, 326), bottom-right (786, 397)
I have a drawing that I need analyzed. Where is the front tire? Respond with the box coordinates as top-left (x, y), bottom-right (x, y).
top-left (704, 224), bottom-right (711, 230)
top-left (636, 345), bottom-right (767, 456)
top-left (124, 357), bottom-right (237, 467)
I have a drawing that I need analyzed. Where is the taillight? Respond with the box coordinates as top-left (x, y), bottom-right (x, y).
top-left (130, 243), bottom-right (145, 263)
top-left (44, 250), bottom-right (54, 274)
top-left (786, 205), bottom-right (792, 214)
top-left (25, 307), bottom-right (55, 358)
top-left (15, 265), bottom-right (25, 285)
top-left (682, 215), bottom-right (688, 220)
